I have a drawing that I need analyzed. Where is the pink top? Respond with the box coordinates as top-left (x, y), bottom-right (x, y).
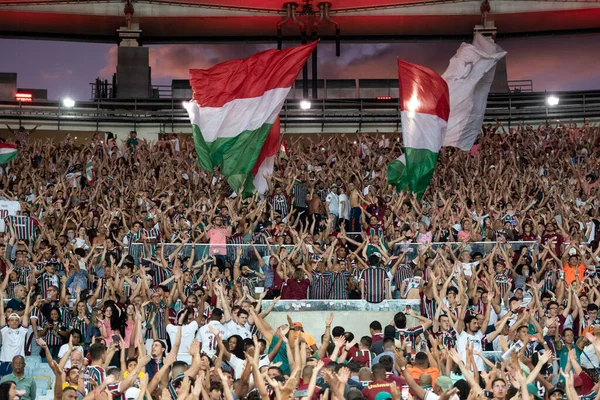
top-left (123, 320), bottom-right (136, 348)
top-left (208, 228), bottom-right (228, 255)
top-left (98, 320), bottom-right (114, 345)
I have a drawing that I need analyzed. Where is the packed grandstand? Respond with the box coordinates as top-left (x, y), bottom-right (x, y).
top-left (0, 119), bottom-right (596, 400)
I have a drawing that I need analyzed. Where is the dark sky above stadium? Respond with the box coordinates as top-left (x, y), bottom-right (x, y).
top-left (1, 33), bottom-right (600, 101)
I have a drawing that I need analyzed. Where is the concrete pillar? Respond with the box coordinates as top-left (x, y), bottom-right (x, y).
top-left (115, 23), bottom-right (151, 99)
top-left (0, 73), bottom-right (17, 101)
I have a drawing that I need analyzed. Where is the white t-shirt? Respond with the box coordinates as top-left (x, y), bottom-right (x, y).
top-left (227, 354), bottom-right (246, 379)
top-left (424, 390), bottom-right (440, 400)
top-left (338, 194), bottom-right (350, 220)
top-left (581, 344), bottom-right (599, 369)
top-left (0, 201), bottom-right (21, 232)
top-left (456, 330), bottom-right (487, 371)
top-left (57, 344), bottom-right (85, 369)
top-left (225, 321), bottom-right (252, 340)
top-left (0, 326), bottom-right (28, 361)
top-left (167, 321), bottom-right (199, 358)
top-left (457, 261), bottom-right (479, 277)
top-left (196, 321), bottom-right (229, 359)
top-left (325, 192), bottom-right (339, 216)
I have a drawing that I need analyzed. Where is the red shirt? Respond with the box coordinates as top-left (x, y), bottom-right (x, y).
top-left (351, 349), bottom-right (372, 367)
top-left (371, 333), bottom-right (384, 344)
top-left (362, 380), bottom-right (394, 400)
top-left (385, 373), bottom-right (406, 387)
top-left (281, 279), bottom-right (310, 300)
top-left (542, 233), bottom-right (563, 257)
top-left (577, 371), bottom-right (595, 395)
top-left (297, 381), bottom-right (321, 400)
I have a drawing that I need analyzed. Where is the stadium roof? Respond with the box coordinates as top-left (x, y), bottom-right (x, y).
top-left (0, 0), bottom-right (599, 43)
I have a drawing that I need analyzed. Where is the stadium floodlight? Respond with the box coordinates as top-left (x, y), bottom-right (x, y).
top-left (300, 100), bottom-right (311, 110)
top-left (546, 95), bottom-right (559, 106)
top-left (62, 98), bottom-right (75, 108)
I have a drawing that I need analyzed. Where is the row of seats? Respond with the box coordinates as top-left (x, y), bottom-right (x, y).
top-left (24, 356), bottom-right (55, 397)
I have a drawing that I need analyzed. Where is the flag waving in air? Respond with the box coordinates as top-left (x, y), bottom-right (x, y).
top-left (442, 33), bottom-right (507, 150)
top-left (185, 42), bottom-right (317, 194)
top-left (0, 143), bottom-right (17, 165)
top-left (388, 60), bottom-right (450, 198)
top-left (86, 160), bottom-right (96, 186)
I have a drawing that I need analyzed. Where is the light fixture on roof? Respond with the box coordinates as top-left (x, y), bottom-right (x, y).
top-left (62, 98), bottom-right (75, 108)
top-left (300, 100), bottom-right (311, 110)
top-left (546, 95), bottom-right (559, 106)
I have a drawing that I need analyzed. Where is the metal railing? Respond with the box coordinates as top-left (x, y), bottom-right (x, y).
top-left (91, 78), bottom-right (534, 100)
top-left (2, 90), bottom-right (600, 130)
top-left (508, 80), bottom-right (533, 93)
top-left (90, 83), bottom-right (173, 100)
top-left (126, 243), bottom-right (295, 269)
top-left (123, 241), bottom-right (538, 268)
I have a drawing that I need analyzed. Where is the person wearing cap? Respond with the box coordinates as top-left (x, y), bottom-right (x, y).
top-left (292, 322), bottom-right (318, 352)
top-left (0, 289), bottom-right (31, 376)
top-left (548, 387), bottom-right (565, 400)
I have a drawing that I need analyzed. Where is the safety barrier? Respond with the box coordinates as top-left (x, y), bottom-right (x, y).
top-left (124, 240), bottom-right (538, 269)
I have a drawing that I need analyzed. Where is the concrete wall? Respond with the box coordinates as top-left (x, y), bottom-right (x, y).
top-left (0, 73), bottom-right (17, 101)
top-left (262, 300), bottom-right (421, 341)
top-left (116, 47), bottom-right (150, 99)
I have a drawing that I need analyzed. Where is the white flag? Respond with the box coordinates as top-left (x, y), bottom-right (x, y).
top-left (442, 33), bottom-right (507, 151)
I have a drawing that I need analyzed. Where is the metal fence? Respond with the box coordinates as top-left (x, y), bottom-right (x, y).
top-left (2, 90), bottom-right (600, 130)
top-left (124, 241), bottom-right (538, 269)
top-left (127, 243), bottom-right (294, 269)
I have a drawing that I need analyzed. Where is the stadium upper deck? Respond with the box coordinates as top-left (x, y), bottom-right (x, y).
top-left (0, 0), bottom-right (599, 42)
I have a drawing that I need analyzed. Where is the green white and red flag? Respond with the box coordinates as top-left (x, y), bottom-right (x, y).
top-left (0, 143), bottom-right (17, 165)
top-left (85, 160), bottom-right (96, 185)
top-left (388, 60), bottom-right (450, 199)
top-left (185, 42), bottom-right (317, 195)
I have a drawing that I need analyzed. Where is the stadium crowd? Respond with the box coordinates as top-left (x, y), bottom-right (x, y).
top-left (0, 121), bottom-right (598, 400)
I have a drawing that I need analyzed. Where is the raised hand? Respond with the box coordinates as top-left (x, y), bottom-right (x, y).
top-left (337, 366), bottom-right (350, 385)
top-left (325, 312), bottom-right (334, 326)
top-left (188, 339), bottom-right (200, 356)
top-left (279, 325), bottom-right (290, 337)
top-left (164, 351), bottom-right (177, 367)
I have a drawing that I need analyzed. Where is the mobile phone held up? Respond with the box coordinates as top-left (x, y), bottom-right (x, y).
top-left (401, 385), bottom-right (410, 400)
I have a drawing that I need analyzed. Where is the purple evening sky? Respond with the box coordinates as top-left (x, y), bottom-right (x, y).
top-left (1, 33), bottom-right (600, 101)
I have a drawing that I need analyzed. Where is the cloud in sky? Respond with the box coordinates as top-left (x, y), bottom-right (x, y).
top-left (103, 41), bottom-right (462, 85)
